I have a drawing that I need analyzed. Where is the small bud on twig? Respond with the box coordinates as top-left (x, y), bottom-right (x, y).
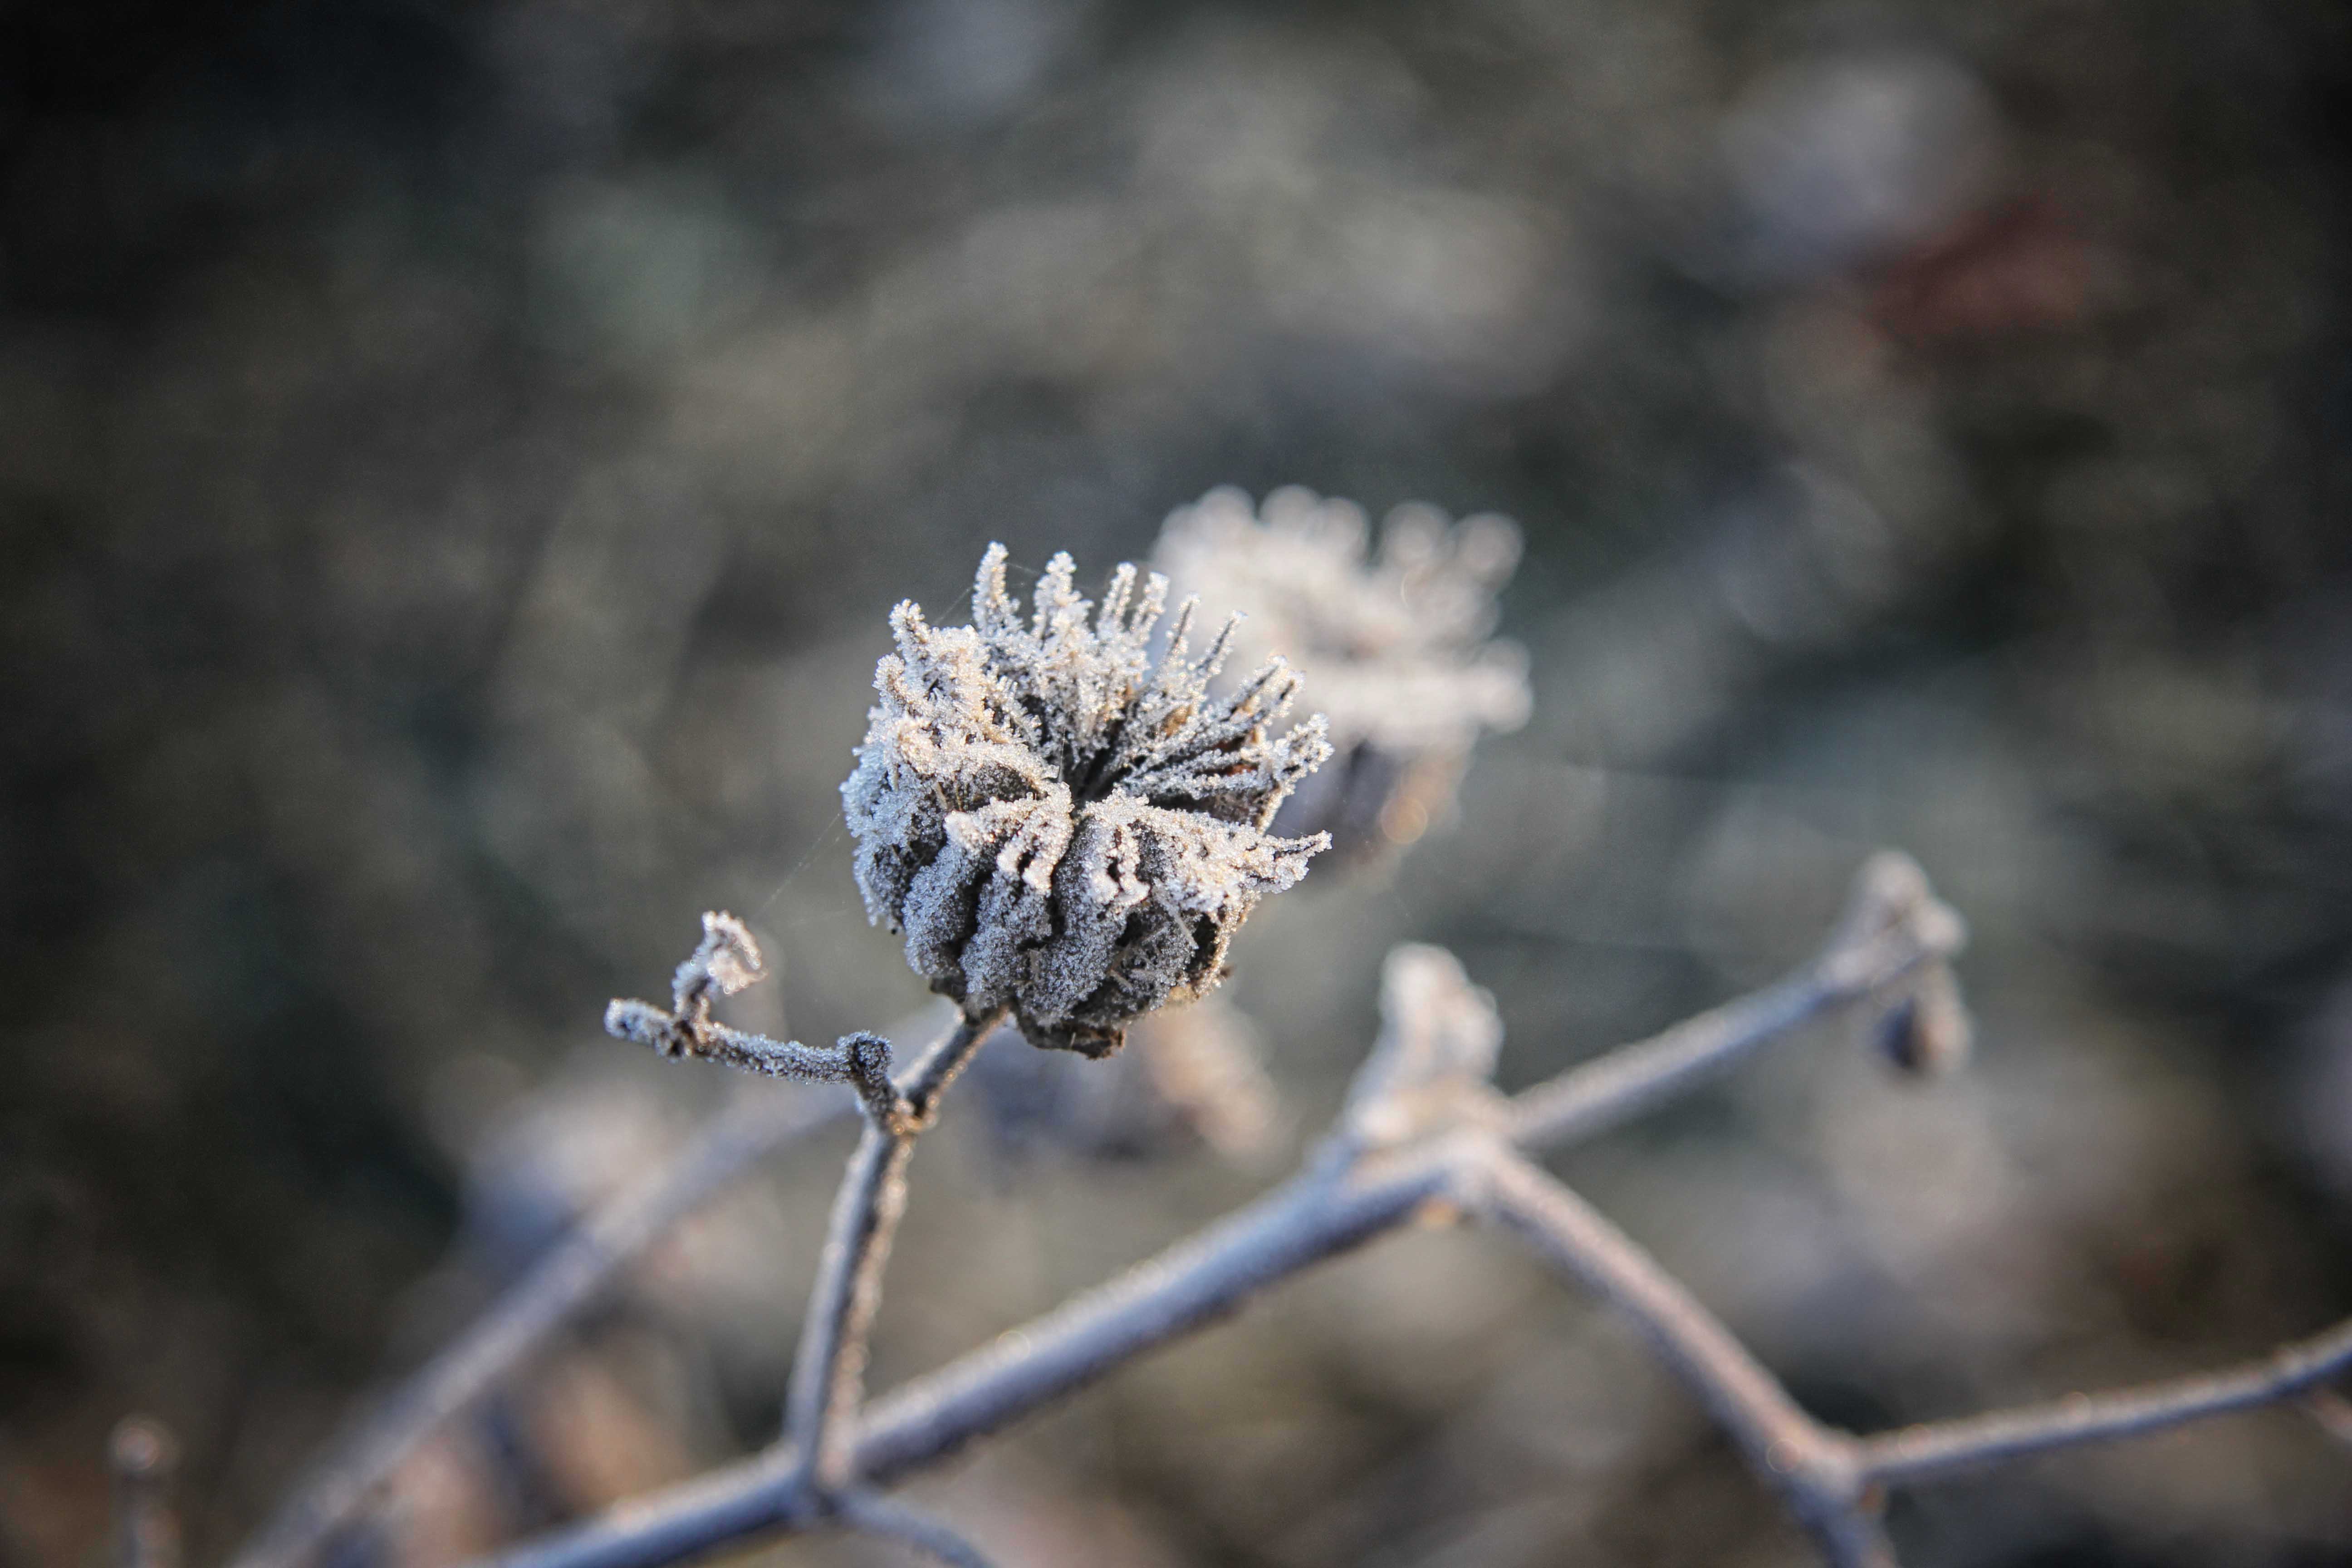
top-left (608, 916), bottom-right (900, 1108)
top-left (1343, 943), bottom-right (1507, 1151)
top-left (1831, 852), bottom-right (1973, 1077)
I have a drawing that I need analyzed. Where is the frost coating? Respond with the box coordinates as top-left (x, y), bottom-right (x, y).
top-left (842, 545), bottom-right (1332, 1056)
top-left (1342, 943), bottom-right (1506, 1150)
top-left (1153, 486), bottom-right (1530, 857)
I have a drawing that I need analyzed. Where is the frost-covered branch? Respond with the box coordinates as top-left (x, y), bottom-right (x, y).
top-left (461, 871), bottom-right (1950, 1568)
top-left (465, 855), bottom-right (2346, 1568)
top-left (1473, 1148), bottom-right (1897, 1568)
top-left (604, 916), bottom-right (1011, 1509)
top-left (603, 914), bottom-right (902, 1124)
top-left (1852, 1316), bottom-right (2352, 1484)
top-left (1506, 849), bottom-right (1968, 1147)
top-left (476, 1149), bottom-right (1452, 1568)
top-left (784, 1011), bottom-right (1000, 1498)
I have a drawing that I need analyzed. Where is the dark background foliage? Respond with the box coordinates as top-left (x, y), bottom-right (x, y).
top-left (4, 1), bottom-right (2351, 1564)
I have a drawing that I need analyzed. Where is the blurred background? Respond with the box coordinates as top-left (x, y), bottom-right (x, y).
top-left (4, 0), bottom-right (2351, 1564)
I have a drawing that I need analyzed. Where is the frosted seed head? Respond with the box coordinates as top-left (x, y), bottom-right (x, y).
top-left (1152, 485), bottom-right (1530, 861)
top-left (841, 544), bottom-right (1332, 1056)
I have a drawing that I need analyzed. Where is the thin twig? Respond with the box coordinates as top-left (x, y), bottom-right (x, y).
top-left (897, 1013), bottom-right (1000, 1122)
top-left (831, 1492), bottom-right (999, 1568)
top-left (789, 1118), bottom-right (917, 1488)
top-left (477, 1150), bottom-right (1452, 1568)
top-left (232, 1089), bottom-right (850, 1568)
top-left (1853, 1315), bottom-right (2352, 1484)
top-left (111, 1417), bottom-right (182, 1568)
top-left (1470, 1148), bottom-right (1892, 1567)
top-left (1508, 894), bottom-right (1958, 1150)
top-left (1470, 1154), bottom-right (1858, 1496)
top-left (786, 1012), bottom-right (1000, 1495)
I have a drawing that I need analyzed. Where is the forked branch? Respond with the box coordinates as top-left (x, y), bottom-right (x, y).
top-left (232, 916), bottom-right (975, 1568)
top-left (240, 858), bottom-right (2346, 1568)
top-left (608, 920), bottom-right (1011, 1539)
top-left (1470, 1148), bottom-right (1889, 1564)
top-left (464, 857), bottom-right (2346, 1568)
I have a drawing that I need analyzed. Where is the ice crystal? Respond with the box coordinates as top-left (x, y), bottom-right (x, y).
top-left (1153, 485), bottom-right (1531, 858)
top-left (842, 544), bottom-right (1332, 1056)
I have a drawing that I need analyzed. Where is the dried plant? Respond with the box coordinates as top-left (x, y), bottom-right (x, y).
top-left (1153, 485), bottom-right (1531, 858)
top-left (216, 541), bottom-right (2351, 1568)
top-left (842, 543), bottom-right (1332, 1056)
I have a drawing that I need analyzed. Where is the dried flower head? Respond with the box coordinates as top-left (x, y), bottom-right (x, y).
top-left (841, 544), bottom-right (1332, 1056)
top-left (1153, 485), bottom-right (1530, 859)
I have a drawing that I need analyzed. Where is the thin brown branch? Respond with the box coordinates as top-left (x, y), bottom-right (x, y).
top-left (111, 1417), bottom-right (181, 1568)
top-left (1854, 1314), bottom-right (2352, 1484)
top-left (231, 1088), bottom-right (849, 1568)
